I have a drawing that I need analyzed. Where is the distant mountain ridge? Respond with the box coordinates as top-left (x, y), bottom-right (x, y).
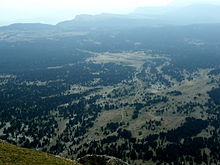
top-left (1, 4), bottom-right (220, 30)
top-left (57, 4), bottom-right (220, 29)
top-left (0, 23), bottom-right (55, 31)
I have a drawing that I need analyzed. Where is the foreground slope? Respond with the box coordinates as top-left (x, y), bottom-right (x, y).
top-left (0, 140), bottom-right (81, 165)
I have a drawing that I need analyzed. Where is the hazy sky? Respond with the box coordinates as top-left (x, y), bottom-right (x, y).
top-left (0, 0), bottom-right (220, 26)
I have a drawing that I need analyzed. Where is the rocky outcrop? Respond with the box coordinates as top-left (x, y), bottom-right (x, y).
top-left (78, 155), bottom-right (129, 165)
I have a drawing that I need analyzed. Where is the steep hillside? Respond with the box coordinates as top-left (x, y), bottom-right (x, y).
top-left (0, 140), bottom-right (81, 165)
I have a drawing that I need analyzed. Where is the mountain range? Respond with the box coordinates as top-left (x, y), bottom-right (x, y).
top-left (1, 4), bottom-right (220, 30)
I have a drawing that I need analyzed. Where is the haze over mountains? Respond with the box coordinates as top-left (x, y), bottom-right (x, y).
top-left (133, 4), bottom-right (220, 24)
top-left (60, 4), bottom-right (220, 27)
top-left (1, 3), bottom-right (220, 30)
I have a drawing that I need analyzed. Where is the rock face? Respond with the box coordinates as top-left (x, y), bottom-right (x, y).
top-left (78, 155), bottom-right (129, 165)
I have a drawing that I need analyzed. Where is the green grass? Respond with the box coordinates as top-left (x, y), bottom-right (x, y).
top-left (0, 140), bottom-right (81, 165)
